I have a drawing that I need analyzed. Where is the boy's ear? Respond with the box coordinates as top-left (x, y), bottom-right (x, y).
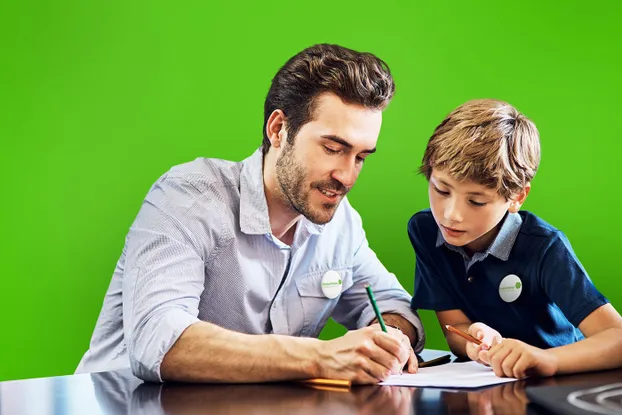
top-left (509, 183), bottom-right (531, 213)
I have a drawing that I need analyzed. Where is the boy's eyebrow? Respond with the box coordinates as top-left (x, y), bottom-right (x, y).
top-left (321, 134), bottom-right (377, 154)
top-left (436, 178), bottom-right (489, 197)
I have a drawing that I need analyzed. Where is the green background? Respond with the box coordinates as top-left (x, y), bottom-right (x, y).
top-left (1, 1), bottom-right (620, 381)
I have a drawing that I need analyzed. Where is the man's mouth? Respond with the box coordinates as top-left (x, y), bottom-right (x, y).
top-left (319, 188), bottom-right (341, 197)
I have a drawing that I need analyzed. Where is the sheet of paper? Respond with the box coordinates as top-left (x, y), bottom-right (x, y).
top-left (380, 361), bottom-right (519, 388)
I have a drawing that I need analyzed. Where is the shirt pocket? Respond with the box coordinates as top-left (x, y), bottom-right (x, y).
top-left (295, 267), bottom-right (353, 337)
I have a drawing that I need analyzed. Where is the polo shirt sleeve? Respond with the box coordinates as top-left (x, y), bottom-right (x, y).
top-left (408, 214), bottom-right (459, 311)
top-left (538, 231), bottom-right (609, 327)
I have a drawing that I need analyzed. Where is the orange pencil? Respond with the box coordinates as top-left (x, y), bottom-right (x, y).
top-left (301, 378), bottom-right (352, 388)
top-left (445, 325), bottom-right (482, 345)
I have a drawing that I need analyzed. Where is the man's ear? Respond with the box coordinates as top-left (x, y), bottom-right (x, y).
top-left (265, 110), bottom-right (287, 149)
top-left (508, 183), bottom-right (531, 213)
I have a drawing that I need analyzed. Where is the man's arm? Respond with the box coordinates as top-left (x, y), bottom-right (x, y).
top-left (160, 321), bottom-right (319, 382)
top-left (160, 321), bottom-right (409, 383)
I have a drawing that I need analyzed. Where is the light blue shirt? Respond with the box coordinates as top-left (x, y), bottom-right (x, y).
top-left (77, 149), bottom-right (424, 381)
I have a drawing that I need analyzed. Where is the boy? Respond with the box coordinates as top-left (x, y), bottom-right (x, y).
top-left (408, 99), bottom-right (622, 379)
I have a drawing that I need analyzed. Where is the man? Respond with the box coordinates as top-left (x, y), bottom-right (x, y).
top-left (77, 44), bottom-right (425, 384)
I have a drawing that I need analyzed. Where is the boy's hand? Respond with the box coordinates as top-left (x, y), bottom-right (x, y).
top-left (479, 338), bottom-right (558, 379)
top-left (466, 323), bottom-right (502, 364)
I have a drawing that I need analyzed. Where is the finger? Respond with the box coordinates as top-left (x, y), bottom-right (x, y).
top-left (512, 354), bottom-right (531, 379)
top-left (466, 341), bottom-right (482, 361)
top-left (487, 338), bottom-right (504, 356)
top-left (478, 349), bottom-right (491, 365)
top-left (489, 345), bottom-right (512, 377)
top-left (372, 332), bottom-right (405, 360)
top-left (360, 335), bottom-right (401, 373)
top-left (363, 358), bottom-right (393, 382)
top-left (352, 368), bottom-right (384, 385)
top-left (398, 334), bottom-right (413, 366)
top-left (406, 348), bottom-right (418, 373)
top-left (501, 350), bottom-right (521, 378)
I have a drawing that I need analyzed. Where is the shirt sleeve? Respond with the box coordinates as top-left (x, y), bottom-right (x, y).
top-left (408, 214), bottom-right (459, 311)
top-left (538, 231), bottom-right (609, 327)
top-left (331, 208), bottom-right (426, 353)
top-left (121, 175), bottom-right (214, 382)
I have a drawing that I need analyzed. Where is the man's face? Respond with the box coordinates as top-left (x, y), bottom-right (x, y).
top-left (275, 93), bottom-right (382, 224)
top-left (428, 169), bottom-right (514, 253)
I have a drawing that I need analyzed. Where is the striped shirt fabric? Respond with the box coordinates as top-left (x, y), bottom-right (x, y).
top-left (76, 149), bottom-right (425, 381)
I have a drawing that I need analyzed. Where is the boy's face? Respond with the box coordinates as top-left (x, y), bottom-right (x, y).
top-left (428, 169), bottom-right (528, 253)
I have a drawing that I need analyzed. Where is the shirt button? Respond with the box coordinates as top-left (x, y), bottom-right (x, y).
top-left (467, 276), bottom-right (474, 283)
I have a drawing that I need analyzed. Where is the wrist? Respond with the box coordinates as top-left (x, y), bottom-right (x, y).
top-left (306, 338), bottom-right (327, 378)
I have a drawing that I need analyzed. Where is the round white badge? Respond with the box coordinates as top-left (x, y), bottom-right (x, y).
top-left (321, 270), bottom-right (343, 299)
top-left (499, 274), bottom-right (523, 303)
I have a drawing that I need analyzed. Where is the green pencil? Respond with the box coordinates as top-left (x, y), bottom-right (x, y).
top-left (365, 284), bottom-right (388, 332)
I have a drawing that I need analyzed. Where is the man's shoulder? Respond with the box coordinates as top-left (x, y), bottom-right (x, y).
top-left (140, 156), bottom-right (246, 220)
top-left (165, 157), bottom-right (242, 190)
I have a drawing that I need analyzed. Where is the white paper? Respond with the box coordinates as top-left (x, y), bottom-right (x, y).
top-left (380, 361), bottom-right (519, 388)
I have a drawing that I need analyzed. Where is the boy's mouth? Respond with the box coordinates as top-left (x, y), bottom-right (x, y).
top-left (441, 225), bottom-right (466, 236)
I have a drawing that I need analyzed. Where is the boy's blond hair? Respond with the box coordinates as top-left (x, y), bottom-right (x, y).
top-left (419, 99), bottom-right (541, 199)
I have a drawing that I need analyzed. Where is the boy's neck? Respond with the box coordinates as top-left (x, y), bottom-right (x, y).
top-left (464, 222), bottom-right (503, 257)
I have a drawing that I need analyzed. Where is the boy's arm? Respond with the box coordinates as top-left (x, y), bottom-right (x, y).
top-left (437, 310), bottom-right (502, 363)
top-left (483, 303), bottom-right (622, 378)
top-left (549, 303), bottom-right (622, 374)
top-left (436, 310), bottom-right (473, 358)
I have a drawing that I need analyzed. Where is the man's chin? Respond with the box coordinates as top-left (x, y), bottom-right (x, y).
top-left (305, 203), bottom-right (340, 225)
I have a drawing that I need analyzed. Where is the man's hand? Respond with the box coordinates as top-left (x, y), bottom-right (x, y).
top-left (479, 338), bottom-right (558, 379)
top-left (369, 323), bottom-right (418, 374)
top-left (466, 322), bottom-right (502, 364)
top-left (315, 326), bottom-right (408, 384)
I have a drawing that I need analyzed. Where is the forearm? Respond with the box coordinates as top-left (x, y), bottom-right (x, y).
top-left (444, 322), bottom-right (471, 359)
top-left (549, 327), bottom-right (622, 374)
top-left (160, 322), bottom-right (321, 382)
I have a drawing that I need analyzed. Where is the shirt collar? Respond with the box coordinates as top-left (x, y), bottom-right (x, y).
top-left (239, 149), bottom-right (272, 235)
top-left (435, 211), bottom-right (523, 261)
top-left (239, 149), bottom-right (325, 236)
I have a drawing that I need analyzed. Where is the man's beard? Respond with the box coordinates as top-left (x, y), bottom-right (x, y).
top-left (275, 145), bottom-right (348, 225)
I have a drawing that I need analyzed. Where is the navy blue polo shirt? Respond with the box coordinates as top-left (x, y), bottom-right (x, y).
top-left (408, 209), bottom-right (609, 349)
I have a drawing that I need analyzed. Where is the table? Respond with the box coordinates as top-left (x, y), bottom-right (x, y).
top-left (1, 350), bottom-right (621, 414)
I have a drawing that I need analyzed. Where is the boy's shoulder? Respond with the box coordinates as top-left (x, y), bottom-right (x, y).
top-left (517, 210), bottom-right (562, 241)
top-left (408, 209), bottom-right (438, 241)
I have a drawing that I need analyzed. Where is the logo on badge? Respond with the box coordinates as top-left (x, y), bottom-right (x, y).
top-left (499, 274), bottom-right (522, 302)
top-left (321, 270), bottom-right (343, 299)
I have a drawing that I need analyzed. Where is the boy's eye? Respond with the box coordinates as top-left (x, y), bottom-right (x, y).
top-left (355, 155), bottom-right (366, 164)
top-left (469, 200), bottom-right (487, 207)
top-left (434, 186), bottom-right (450, 196)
